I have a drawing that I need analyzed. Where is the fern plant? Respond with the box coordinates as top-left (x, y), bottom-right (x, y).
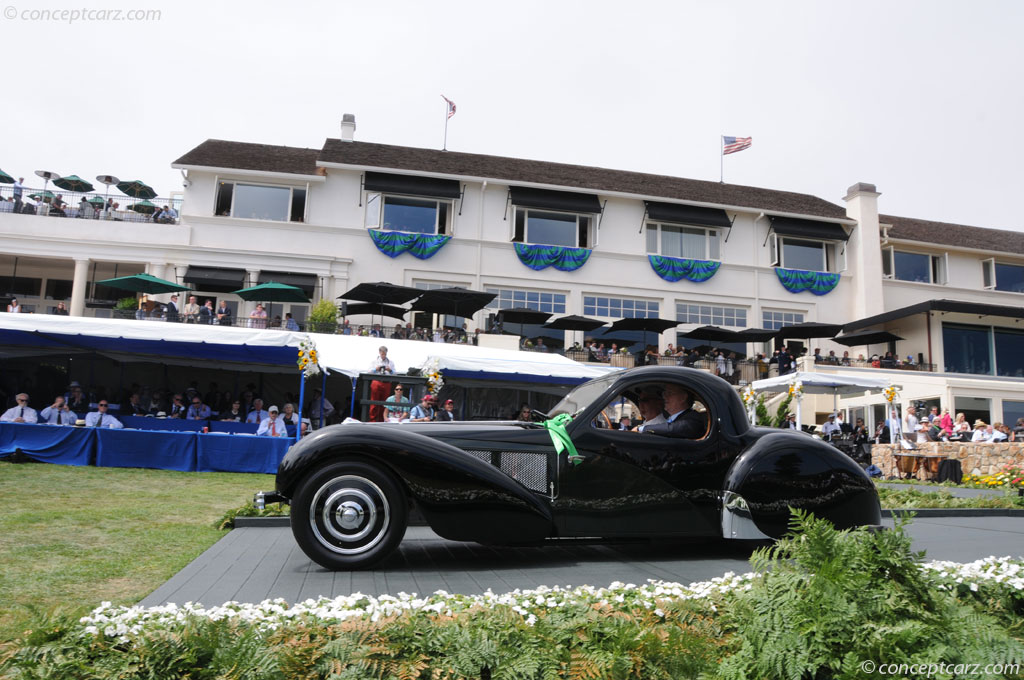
top-left (716, 510), bottom-right (1024, 680)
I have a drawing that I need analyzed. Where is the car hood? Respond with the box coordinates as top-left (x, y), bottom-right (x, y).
top-left (348, 419), bottom-right (551, 445)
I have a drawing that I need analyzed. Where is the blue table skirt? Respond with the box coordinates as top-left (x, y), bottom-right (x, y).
top-left (196, 433), bottom-right (293, 474)
top-left (0, 423), bottom-right (94, 465)
top-left (96, 429), bottom-right (198, 471)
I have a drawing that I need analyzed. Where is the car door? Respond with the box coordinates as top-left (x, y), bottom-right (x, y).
top-left (554, 398), bottom-right (737, 538)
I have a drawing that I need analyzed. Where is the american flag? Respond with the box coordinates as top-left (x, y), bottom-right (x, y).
top-left (722, 136), bottom-right (752, 155)
top-left (441, 95), bottom-right (457, 119)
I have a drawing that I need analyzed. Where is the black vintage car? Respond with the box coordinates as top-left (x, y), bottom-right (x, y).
top-left (267, 366), bottom-right (881, 570)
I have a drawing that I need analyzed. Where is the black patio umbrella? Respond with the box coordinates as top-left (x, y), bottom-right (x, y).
top-left (498, 307), bottom-right (552, 339)
top-left (680, 325), bottom-right (743, 342)
top-left (832, 329), bottom-right (904, 346)
top-left (339, 281), bottom-right (422, 305)
top-left (608, 317), bottom-right (679, 351)
top-left (409, 287), bottom-right (496, 317)
top-left (542, 314), bottom-right (607, 332)
top-left (775, 321), bottom-right (844, 340)
top-left (736, 328), bottom-right (778, 343)
top-left (343, 303), bottom-right (408, 321)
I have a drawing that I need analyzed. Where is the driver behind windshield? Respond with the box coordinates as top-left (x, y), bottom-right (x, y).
top-left (639, 383), bottom-right (705, 438)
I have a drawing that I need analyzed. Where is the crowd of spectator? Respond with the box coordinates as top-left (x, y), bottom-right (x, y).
top-left (895, 405), bottom-right (1024, 445)
top-left (0, 379), bottom-right (347, 437)
top-left (0, 180), bottom-right (177, 223)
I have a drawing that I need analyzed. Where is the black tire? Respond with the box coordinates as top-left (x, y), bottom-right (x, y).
top-left (290, 460), bottom-right (408, 570)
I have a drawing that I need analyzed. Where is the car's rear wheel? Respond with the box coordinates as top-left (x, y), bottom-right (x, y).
top-left (290, 461), bottom-right (407, 570)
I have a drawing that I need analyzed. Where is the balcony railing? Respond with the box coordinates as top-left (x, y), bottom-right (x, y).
top-left (0, 185), bottom-right (182, 224)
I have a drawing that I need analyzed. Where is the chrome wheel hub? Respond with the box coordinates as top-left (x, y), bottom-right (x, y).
top-left (310, 475), bottom-right (390, 555)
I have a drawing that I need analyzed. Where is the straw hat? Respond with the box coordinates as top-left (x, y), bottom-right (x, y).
top-left (973, 419), bottom-right (986, 428)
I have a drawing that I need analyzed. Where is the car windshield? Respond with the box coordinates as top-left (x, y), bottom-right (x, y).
top-left (550, 373), bottom-right (619, 418)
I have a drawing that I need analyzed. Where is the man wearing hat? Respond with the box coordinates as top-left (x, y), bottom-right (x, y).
top-left (409, 394), bottom-right (437, 422)
top-left (257, 405), bottom-right (290, 437)
top-left (971, 420), bottom-right (991, 442)
top-left (436, 398), bottom-right (458, 421)
top-left (821, 414), bottom-right (841, 440)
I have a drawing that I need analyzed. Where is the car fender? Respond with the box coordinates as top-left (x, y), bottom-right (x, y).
top-left (721, 430), bottom-right (881, 539)
top-left (276, 423), bottom-right (553, 543)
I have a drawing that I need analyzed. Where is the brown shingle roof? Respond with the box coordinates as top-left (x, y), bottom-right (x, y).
top-left (881, 214), bottom-right (1024, 257)
top-left (317, 140), bottom-right (849, 220)
top-left (173, 139), bottom-right (321, 176)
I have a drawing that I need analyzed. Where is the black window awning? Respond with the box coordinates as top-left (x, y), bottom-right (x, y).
top-left (258, 271), bottom-right (317, 296)
top-left (183, 266), bottom-right (246, 293)
top-left (771, 216), bottom-right (850, 242)
top-left (364, 171), bottom-right (461, 199)
top-left (509, 186), bottom-right (602, 214)
top-left (644, 201), bottom-right (731, 229)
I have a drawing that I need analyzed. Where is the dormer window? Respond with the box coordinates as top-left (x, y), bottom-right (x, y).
top-left (363, 172), bottom-right (461, 236)
top-left (509, 187), bottom-right (601, 248)
top-left (768, 217), bottom-right (849, 273)
top-left (643, 202), bottom-right (729, 260)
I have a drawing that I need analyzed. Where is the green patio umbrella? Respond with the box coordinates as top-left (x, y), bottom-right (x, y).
top-left (54, 175), bottom-right (95, 193)
top-left (129, 200), bottom-right (157, 214)
top-left (0, 169), bottom-right (14, 184)
top-left (233, 281), bottom-right (309, 303)
top-left (87, 195), bottom-right (106, 205)
top-left (117, 179), bottom-right (157, 200)
top-left (96, 272), bottom-right (192, 294)
top-left (29, 190), bottom-right (55, 201)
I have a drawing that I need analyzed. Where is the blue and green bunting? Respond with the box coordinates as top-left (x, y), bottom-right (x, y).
top-left (368, 230), bottom-right (451, 260)
top-left (648, 255), bottom-right (720, 283)
top-left (775, 267), bottom-right (840, 295)
top-left (514, 243), bottom-right (591, 272)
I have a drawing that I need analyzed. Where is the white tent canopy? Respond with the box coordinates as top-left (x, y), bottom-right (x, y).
top-left (0, 314), bottom-right (617, 384)
top-left (751, 371), bottom-right (896, 426)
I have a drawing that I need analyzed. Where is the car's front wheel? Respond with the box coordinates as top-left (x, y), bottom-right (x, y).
top-left (290, 461), bottom-right (407, 570)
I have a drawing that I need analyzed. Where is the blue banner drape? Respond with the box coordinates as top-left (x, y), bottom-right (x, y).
top-left (196, 433), bottom-right (291, 474)
top-left (369, 229), bottom-right (451, 259)
top-left (95, 429), bottom-right (198, 471)
top-left (774, 267), bottom-right (840, 295)
top-left (647, 255), bottom-right (721, 283)
top-left (514, 243), bottom-right (591, 271)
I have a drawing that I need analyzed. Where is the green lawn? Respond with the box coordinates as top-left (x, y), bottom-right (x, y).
top-left (0, 461), bottom-right (274, 642)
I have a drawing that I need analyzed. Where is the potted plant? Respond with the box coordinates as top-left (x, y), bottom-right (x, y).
top-left (307, 299), bottom-right (340, 334)
top-left (113, 296), bottom-right (139, 320)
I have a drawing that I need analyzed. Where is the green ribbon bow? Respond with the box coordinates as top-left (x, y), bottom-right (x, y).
top-left (543, 413), bottom-right (583, 466)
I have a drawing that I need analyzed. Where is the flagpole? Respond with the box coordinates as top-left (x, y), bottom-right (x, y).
top-left (443, 107), bottom-right (449, 151)
top-left (719, 136), bottom-right (724, 183)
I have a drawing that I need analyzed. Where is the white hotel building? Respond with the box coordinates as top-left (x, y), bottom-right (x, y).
top-left (1, 114), bottom-right (1022, 427)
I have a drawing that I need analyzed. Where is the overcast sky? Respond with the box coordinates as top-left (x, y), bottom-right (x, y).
top-left (3, 0), bottom-right (1022, 231)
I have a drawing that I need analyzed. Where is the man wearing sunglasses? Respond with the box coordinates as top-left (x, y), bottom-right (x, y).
top-left (1, 393), bottom-right (38, 423)
top-left (84, 401), bottom-right (123, 429)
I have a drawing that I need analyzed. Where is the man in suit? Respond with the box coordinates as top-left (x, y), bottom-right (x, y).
top-left (165, 294), bottom-right (180, 322)
top-left (640, 384), bottom-right (706, 438)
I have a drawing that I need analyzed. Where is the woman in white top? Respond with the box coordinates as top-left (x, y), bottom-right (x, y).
top-left (6, 297), bottom-right (21, 313)
top-left (915, 417), bottom-right (931, 443)
top-left (952, 412), bottom-right (971, 436)
top-left (971, 421), bottom-right (990, 442)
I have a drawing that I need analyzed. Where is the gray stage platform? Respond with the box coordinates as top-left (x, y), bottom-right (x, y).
top-left (141, 517), bottom-right (1024, 607)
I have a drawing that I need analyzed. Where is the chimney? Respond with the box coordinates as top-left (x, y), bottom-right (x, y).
top-left (843, 182), bottom-right (884, 319)
top-left (340, 113), bottom-right (356, 142)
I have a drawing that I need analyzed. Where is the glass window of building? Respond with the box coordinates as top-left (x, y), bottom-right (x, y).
top-left (485, 288), bottom-right (567, 314)
top-left (882, 248), bottom-right (947, 284)
top-left (215, 181), bottom-right (306, 223)
top-left (994, 328), bottom-right (1024, 377)
top-left (943, 323), bottom-right (992, 375)
top-left (762, 310), bottom-right (805, 331)
top-left (1002, 400), bottom-right (1024, 429)
top-left (676, 303), bottom-right (746, 327)
top-left (647, 224), bottom-right (719, 260)
top-left (513, 208), bottom-right (593, 248)
top-left (365, 194), bottom-right (452, 235)
top-left (583, 296), bottom-right (659, 318)
top-left (994, 262), bottom-right (1024, 293)
top-left (954, 396), bottom-right (991, 426)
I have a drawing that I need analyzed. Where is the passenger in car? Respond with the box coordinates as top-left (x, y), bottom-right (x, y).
top-left (631, 389), bottom-right (666, 431)
top-left (640, 384), bottom-right (705, 438)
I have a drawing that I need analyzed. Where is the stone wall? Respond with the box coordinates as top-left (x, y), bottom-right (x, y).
top-left (872, 442), bottom-right (1023, 479)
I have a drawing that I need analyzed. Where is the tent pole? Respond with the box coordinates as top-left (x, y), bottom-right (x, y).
top-left (349, 376), bottom-right (356, 418)
top-left (296, 373), bottom-right (305, 441)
